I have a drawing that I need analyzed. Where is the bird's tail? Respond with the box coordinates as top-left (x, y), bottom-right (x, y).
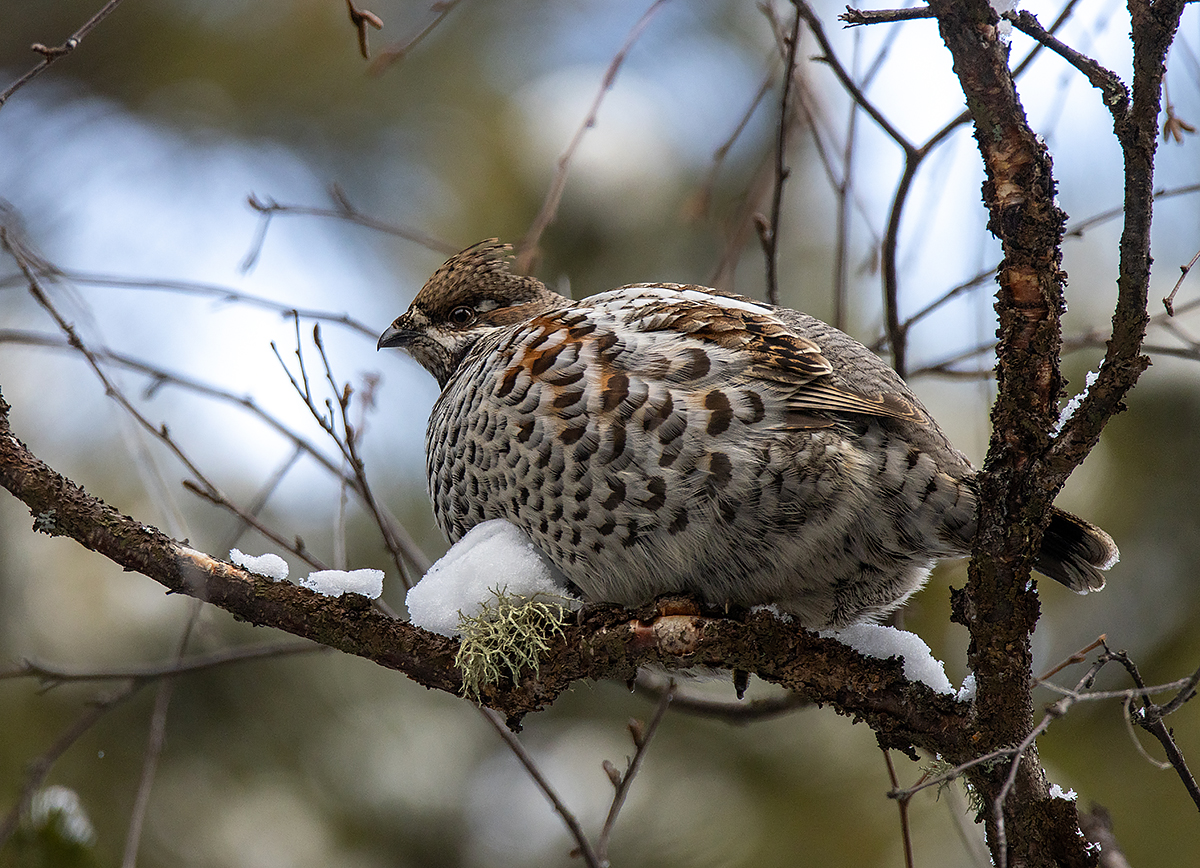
top-left (1036, 508), bottom-right (1119, 593)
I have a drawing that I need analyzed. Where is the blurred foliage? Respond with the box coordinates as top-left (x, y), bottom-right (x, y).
top-left (2, 1), bottom-right (1199, 866)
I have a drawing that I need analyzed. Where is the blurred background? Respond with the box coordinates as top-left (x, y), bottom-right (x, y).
top-left (1, 0), bottom-right (1198, 865)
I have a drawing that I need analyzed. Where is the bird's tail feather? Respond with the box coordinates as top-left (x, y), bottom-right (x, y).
top-left (1036, 507), bottom-right (1119, 593)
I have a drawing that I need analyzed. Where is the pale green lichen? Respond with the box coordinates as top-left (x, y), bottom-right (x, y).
top-left (455, 589), bottom-right (570, 698)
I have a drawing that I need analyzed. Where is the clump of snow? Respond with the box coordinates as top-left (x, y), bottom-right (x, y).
top-left (1054, 369), bottom-right (1101, 435)
top-left (750, 603), bottom-right (793, 623)
top-left (1049, 783), bottom-right (1078, 801)
top-left (30, 786), bottom-right (96, 846)
top-left (230, 549), bottom-right (289, 581)
top-left (300, 569), bottom-right (384, 599)
top-left (825, 624), bottom-right (954, 695)
top-left (407, 519), bottom-right (576, 637)
top-left (957, 672), bottom-right (977, 702)
top-left (989, 0), bottom-right (1019, 42)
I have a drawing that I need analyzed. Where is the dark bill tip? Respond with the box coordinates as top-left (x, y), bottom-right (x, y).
top-left (377, 322), bottom-right (414, 351)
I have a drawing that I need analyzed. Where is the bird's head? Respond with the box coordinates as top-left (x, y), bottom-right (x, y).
top-left (377, 240), bottom-right (566, 387)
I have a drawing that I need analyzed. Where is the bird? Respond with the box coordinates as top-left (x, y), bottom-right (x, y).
top-left (378, 240), bottom-right (1118, 629)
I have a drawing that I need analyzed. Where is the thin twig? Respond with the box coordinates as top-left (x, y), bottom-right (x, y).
top-left (1, 641), bottom-right (323, 684)
top-left (1005, 11), bottom-right (1129, 112)
top-left (686, 64), bottom-right (775, 224)
top-left (635, 671), bottom-right (810, 721)
top-left (841, 6), bottom-right (935, 27)
top-left (1107, 650), bottom-right (1200, 811)
top-left (345, 0), bottom-right (384, 60)
top-left (368, 0), bottom-right (464, 76)
top-left (792, 0), bottom-right (918, 372)
top-left (479, 708), bottom-right (603, 868)
top-left (182, 480), bottom-right (330, 570)
top-left (888, 657), bottom-right (1107, 806)
top-left (991, 658), bottom-right (1109, 868)
top-left (313, 324), bottom-right (413, 585)
top-left (1034, 635), bottom-right (1108, 685)
top-left (760, 4), bottom-right (803, 306)
top-left (516, 0), bottom-right (672, 273)
top-left (0, 329), bottom-right (350, 482)
top-left (1, 218), bottom-right (321, 573)
top-left (241, 190), bottom-right (457, 273)
top-left (0, 0), bottom-right (126, 110)
top-left (0, 682), bottom-right (143, 848)
top-left (596, 683), bottom-right (675, 861)
top-left (0, 268), bottom-right (380, 338)
top-left (882, 749), bottom-right (919, 868)
top-left (833, 30), bottom-right (861, 329)
top-left (122, 603), bottom-right (201, 868)
top-left (1164, 248), bottom-right (1200, 316)
top-left (274, 321), bottom-right (424, 584)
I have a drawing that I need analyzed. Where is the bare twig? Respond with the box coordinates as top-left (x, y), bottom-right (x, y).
top-left (241, 190), bottom-right (457, 273)
top-left (686, 65), bottom-right (775, 224)
top-left (991, 658), bottom-right (1109, 868)
top-left (0, 0), bottom-right (126, 110)
top-left (1, 213), bottom-right (321, 573)
top-left (479, 707), bottom-right (603, 868)
top-left (0, 329), bottom-right (348, 483)
top-left (0, 269), bottom-right (380, 338)
top-left (1, 641), bottom-right (323, 684)
top-left (832, 30), bottom-right (861, 329)
top-left (1034, 635), bottom-right (1108, 685)
top-left (635, 671), bottom-right (810, 721)
top-left (122, 603), bottom-right (201, 868)
top-left (1107, 650), bottom-right (1200, 812)
top-left (1005, 11), bottom-right (1129, 111)
top-left (597, 683), bottom-right (675, 861)
top-left (272, 320), bottom-right (425, 584)
top-left (1164, 248), bottom-right (1200, 316)
top-left (882, 749), bottom-right (920, 868)
top-left (182, 480), bottom-right (330, 570)
top-left (841, 6), bottom-right (935, 27)
top-left (345, 0), bottom-right (384, 60)
top-left (0, 681), bottom-right (142, 848)
top-left (759, 5), bottom-right (803, 306)
top-left (312, 324), bottom-right (414, 585)
top-left (368, 0), bottom-right (463, 76)
top-left (792, 0), bottom-right (918, 372)
top-left (515, 0), bottom-right (672, 273)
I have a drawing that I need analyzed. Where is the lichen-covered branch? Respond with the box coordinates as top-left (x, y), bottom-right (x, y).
top-left (925, 1), bottom-right (1086, 865)
top-left (926, 0), bottom-right (1188, 865)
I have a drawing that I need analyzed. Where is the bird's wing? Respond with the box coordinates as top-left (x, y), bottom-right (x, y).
top-left (606, 284), bottom-right (922, 424)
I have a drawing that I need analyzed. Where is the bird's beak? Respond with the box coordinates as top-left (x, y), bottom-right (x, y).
top-left (377, 320), bottom-right (415, 351)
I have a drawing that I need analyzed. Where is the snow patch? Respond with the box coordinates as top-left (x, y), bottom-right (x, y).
top-left (750, 603), bottom-right (793, 623)
top-left (824, 624), bottom-right (954, 695)
top-left (407, 519), bottom-right (577, 637)
top-left (1049, 783), bottom-right (1077, 801)
top-left (300, 569), bottom-right (384, 599)
top-left (30, 786), bottom-right (96, 846)
top-left (1054, 369), bottom-right (1101, 435)
top-left (230, 548), bottom-right (289, 581)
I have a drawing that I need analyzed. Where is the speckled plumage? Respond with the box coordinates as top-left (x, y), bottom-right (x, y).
top-left (379, 241), bottom-right (1117, 629)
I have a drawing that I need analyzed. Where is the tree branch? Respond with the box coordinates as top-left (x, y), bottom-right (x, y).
top-left (926, 1), bottom-right (1082, 864)
top-left (0, 0), bottom-right (126, 110)
top-left (0, 385), bottom-right (972, 741)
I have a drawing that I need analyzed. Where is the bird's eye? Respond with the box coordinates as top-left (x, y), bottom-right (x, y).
top-left (448, 306), bottom-right (475, 327)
